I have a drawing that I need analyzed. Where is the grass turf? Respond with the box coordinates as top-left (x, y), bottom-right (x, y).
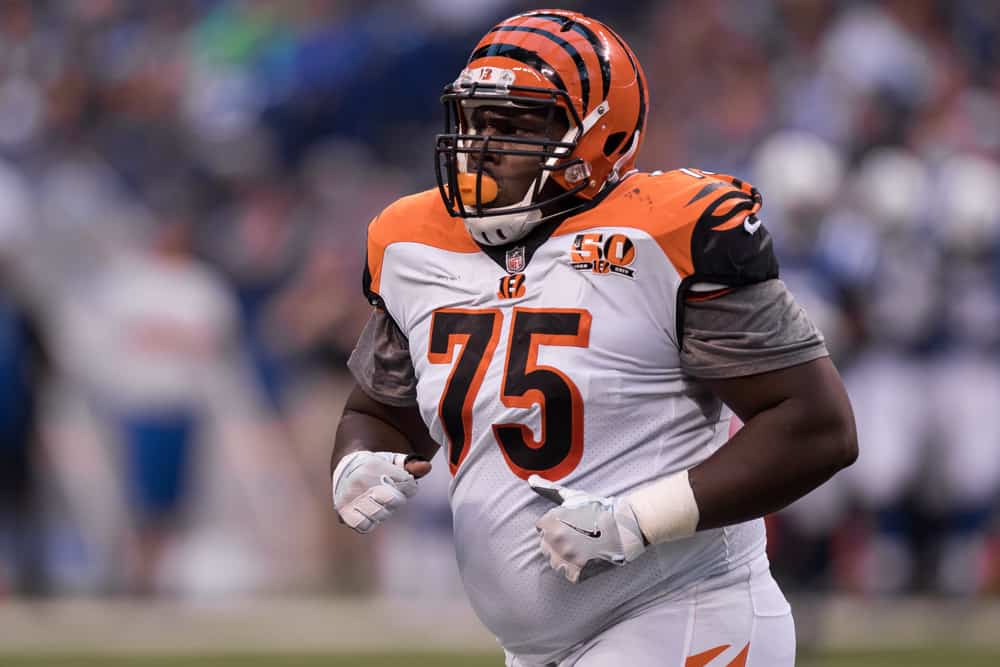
top-left (798, 649), bottom-right (1000, 667)
top-left (3, 649), bottom-right (1000, 666)
top-left (0, 658), bottom-right (497, 667)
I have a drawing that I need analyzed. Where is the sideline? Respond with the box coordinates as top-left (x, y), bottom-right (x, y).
top-left (1, 596), bottom-right (999, 654)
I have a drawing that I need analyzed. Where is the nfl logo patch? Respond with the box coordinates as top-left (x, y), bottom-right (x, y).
top-left (506, 246), bottom-right (526, 273)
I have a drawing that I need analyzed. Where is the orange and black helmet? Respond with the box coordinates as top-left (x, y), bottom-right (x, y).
top-left (436, 9), bottom-right (648, 223)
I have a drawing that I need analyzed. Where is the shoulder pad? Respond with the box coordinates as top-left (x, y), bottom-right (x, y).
top-left (650, 169), bottom-right (780, 343)
top-left (364, 190), bottom-right (478, 304)
top-left (682, 170), bottom-right (777, 286)
top-left (552, 169), bottom-right (778, 284)
top-left (628, 169), bottom-right (778, 284)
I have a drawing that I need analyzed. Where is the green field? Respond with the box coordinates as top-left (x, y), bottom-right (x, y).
top-left (2, 650), bottom-right (1000, 667)
top-left (799, 649), bottom-right (1000, 666)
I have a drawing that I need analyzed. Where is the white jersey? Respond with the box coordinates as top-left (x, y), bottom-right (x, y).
top-left (89, 252), bottom-right (238, 411)
top-left (363, 170), bottom-right (778, 662)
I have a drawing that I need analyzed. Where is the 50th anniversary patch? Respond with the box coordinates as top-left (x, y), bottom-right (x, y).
top-left (570, 233), bottom-right (637, 278)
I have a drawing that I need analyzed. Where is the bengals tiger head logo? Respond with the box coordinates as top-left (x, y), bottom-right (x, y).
top-left (497, 273), bottom-right (526, 299)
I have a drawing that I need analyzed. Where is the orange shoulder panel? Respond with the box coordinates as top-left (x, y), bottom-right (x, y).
top-left (366, 189), bottom-right (480, 296)
top-left (553, 170), bottom-right (761, 278)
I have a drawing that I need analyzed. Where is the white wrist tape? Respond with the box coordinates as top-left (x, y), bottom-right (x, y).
top-left (625, 469), bottom-right (700, 544)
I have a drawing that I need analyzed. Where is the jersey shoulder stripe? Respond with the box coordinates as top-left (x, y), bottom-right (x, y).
top-left (553, 169), bottom-right (774, 284)
top-left (365, 189), bottom-right (480, 300)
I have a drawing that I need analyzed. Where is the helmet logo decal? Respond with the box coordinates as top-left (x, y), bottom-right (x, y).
top-left (459, 66), bottom-right (516, 87)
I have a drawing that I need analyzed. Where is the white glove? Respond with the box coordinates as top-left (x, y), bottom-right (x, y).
top-left (332, 451), bottom-right (419, 533)
top-left (529, 475), bottom-right (647, 583)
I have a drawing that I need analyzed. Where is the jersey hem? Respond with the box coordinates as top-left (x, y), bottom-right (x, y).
top-left (683, 346), bottom-right (829, 380)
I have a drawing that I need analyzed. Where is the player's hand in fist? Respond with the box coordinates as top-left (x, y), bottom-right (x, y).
top-left (529, 475), bottom-right (646, 583)
top-left (332, 452), bottom-right (431, 533)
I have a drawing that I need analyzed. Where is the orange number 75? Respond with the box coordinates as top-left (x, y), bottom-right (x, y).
top-left (428, 307), bottom-right (591, 480)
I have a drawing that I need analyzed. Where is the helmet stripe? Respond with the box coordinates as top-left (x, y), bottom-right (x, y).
top-left (603, 26), bottom-right (646, 153)
top-left (489, 26), bottom-right (591, 113)
top-left (524, 13), bottom-right (611, 104)
top-left (469, 44), bottom-right (567, 96)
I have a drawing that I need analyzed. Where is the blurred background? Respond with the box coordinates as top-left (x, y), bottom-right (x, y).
top-left (1, 0), bottom-right (999, 663)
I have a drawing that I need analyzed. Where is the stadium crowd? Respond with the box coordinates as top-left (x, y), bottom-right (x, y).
top-left (0, 0), bottom-right (998, 599)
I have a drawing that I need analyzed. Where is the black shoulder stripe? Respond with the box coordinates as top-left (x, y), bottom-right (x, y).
top-left (470, 43), bottom-right (566, 95)
top-left (677, 179), bottom-right (775, 342)
top-left (686, 182), bottom-right (725, 206)
top-left (490, 26), bottom-right (590, 113)
top-left (697, 190), bottom-right (757, 225)
top-left (528, 13), bottom-right (611, 103)
top-left (689, 195), bottom-right (778, 287)
top-left (362, 256), bottom-right (383, 308)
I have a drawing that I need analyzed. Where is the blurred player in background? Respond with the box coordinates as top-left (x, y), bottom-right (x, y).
top-left (844, 153), bottom-right (1000, 595)
top-left (0, 165), bottom-right (50, 596)
top-left (330, 9), bottom-right (857, 666)
top-left (86, 196), bottom-right (243, 596)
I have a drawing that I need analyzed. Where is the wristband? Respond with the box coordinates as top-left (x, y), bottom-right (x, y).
top-left (624, 470), bottom-right (700, 544)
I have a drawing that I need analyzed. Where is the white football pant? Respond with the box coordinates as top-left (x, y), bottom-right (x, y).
top-left (505, 555), bottom-right (794, 667)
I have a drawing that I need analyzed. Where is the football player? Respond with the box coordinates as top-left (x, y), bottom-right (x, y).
top-left (331, 9), bottom-right (857, 666)
top-left (844, 152), bottom-right (1000, 595)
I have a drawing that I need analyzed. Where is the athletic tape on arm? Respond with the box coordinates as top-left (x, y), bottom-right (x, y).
top-left (625, 470), bottom-right (700, 544)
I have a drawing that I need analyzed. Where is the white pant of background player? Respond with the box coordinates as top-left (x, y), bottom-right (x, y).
top-left (505, 555), bottom-right (794, 667)
top-left (843, 349), bottom-right (1000, 593)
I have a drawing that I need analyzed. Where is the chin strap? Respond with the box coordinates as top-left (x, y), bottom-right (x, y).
top-left (463, 206), bottom-right (542, 246)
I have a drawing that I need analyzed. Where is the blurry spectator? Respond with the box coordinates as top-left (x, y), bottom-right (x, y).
top-left (0, 253), bottom-right (50, 598)
top-left (0, 0), bottom-right (995, 600)
top-left (203, 180), bottom-right (310, 414)
top-left (927, 154), bottom-right (1000, 595)
top-left (838, 147), bottom-right (943, 595)
top-left (0, 158), bottom-right (49, 597)
top-left (84, 201), bottom-right (243, 596)
top-left (840, 151), bottom-right (1000, 596)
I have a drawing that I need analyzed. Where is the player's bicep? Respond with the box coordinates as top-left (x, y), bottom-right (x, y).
top-left (700, 356), bottom-right (848, 426)
top-left (680, 278), bottom-right (851, 431)
top-left (342, 382), bottom-right (439, 461)
top-left (345, 308), bottom-right (440, 458)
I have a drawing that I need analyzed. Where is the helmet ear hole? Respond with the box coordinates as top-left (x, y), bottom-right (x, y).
top-left (602, 132), bottom-right (627, 156)
top-left (621, 132), bottom-right (640, 158)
